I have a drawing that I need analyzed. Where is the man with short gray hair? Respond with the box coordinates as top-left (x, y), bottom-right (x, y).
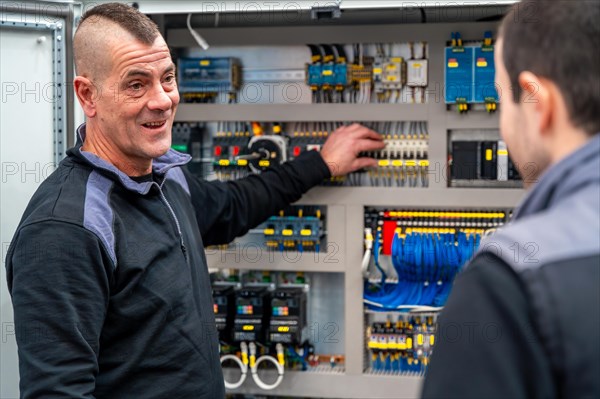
top-left (5, 3), bottom-right (385, 398)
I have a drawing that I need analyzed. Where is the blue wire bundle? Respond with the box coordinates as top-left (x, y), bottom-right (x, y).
top-left (364, 230), bottom-right (481, 309)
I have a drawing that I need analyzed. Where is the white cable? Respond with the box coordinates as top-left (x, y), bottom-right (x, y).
top-left (361, 228), bottom-right (373, 277)
top-left (220, 354), bottom-right (248, 389)
top-left (187, 14), bottom-right (210, 50)
top-left (251, 355), bottom-right (285, 390)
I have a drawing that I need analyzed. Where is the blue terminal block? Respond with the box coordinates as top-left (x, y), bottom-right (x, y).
top-left (334, 63), bottom-right (349, 87)
top-left (474, 47), bottom-right (498, 103)
top-left (321, 64), bottom-right (336, 87)
top-left (444, 46), bottom-right (474, 104)
top-left (261, 214), bottom-right (324, 252)
top-left (177, 57), bottom-right (240, 93)
top-left (307, 64), bottom-right (323, 88)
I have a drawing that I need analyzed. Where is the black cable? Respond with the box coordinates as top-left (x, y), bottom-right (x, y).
top-left (307, 45), bottom-right (321, 62)
top-left (334, 44), bottom-right (347, 62)
top-left (420, 8), bottom-right (426, 23)
top-left (320, 44), bottom-right (335, 63)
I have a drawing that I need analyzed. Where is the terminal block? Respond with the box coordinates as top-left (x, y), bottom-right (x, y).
top-left (259, 207), bottom-right (325, 252)
top-left (366, 315), bottom-right (436, 375)
top-left (373, 57), bottom-right (407, 93)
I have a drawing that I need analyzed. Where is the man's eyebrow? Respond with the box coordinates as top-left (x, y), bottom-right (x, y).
top-left (123, 69), bottom-right (152, 79)
top-left (122, 64), bottom-right (175, 80)
top-left (164, 63), bottom-right (176, 75)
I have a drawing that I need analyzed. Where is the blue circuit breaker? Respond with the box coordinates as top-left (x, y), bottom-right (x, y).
top-left (445, 32), bottom-right (498, 112)
top-left (321, 63), bottom-right (336, 88)
top-left (307, 63), bottom-right (323, 89)
top-left (444, 46), bottom-right (474, 104)
top-left (334, 63), bottom-right (348, 88)
top-left (474, 47), bottom-right (498, 103)
top-left (178, 57), bottom-right (241, 94)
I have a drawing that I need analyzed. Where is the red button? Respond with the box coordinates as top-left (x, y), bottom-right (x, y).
top-left (214, 146), bottom-right (222, 156)
top-left (293, 146), bottom-right (301, 157)
top-left (232, 146), bottom-right (240, 156)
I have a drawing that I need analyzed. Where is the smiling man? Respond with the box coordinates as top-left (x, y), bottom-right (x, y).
top-left (5, 3), bottom-right (384, 398)
top-left (422, 0), bottom-right (599, 398)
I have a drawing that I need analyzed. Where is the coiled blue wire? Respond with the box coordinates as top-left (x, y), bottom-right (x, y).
top-left (364, 230), bottom-right (481, 309)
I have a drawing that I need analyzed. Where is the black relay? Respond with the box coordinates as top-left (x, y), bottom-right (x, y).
top-left (212, 285), bottom-right (236, 342)
top-left (269, 287), bottom-right (308, 344)
top-left (233, 286), bottom-right (271, 343)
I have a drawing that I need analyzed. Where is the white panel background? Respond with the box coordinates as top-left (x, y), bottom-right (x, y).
top-left (1, 26), bottom-right (56, 398)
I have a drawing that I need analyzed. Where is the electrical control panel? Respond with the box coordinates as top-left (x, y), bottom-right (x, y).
top-left (157, 5), bottom-right (521, 397)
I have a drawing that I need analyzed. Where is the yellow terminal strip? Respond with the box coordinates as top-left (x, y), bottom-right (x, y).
top-left (263, 228), bottom-right (275, 236)
top-left (282, 229), bottom-right (293, 236)
top-left (300, 229), bottom-right (312, 236)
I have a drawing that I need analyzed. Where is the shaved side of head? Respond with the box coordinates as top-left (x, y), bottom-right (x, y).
top-left (74, 19), bottom-right (129, 83)
top-left (73, 3), bottom-right (161, 84)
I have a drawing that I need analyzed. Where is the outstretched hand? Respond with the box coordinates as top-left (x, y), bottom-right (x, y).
top-left (319, 123), bottom-right (386, 177)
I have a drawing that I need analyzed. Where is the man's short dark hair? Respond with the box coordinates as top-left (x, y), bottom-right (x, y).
top-left (499, 0), bottom-right (600, 135)
top-left (78, 2), bottom-right (159, 45)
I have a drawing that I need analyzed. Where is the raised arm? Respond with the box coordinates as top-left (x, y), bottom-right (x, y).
top-left (186, 124), bottom-right (385, 246)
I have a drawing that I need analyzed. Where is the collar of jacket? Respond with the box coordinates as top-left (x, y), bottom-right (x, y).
top-left (69, 123), bottom-right (192, 195)
top-left (513, 133), bottom-right (600, 220)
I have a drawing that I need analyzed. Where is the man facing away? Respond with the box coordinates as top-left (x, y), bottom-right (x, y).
top-left (422, 0), bottom-right (599, 398)
top-left (5, 3), bottom-right (385, 398)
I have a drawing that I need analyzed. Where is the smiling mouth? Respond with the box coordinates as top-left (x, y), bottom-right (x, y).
top-left (142, 121), bottom-right (167, 129)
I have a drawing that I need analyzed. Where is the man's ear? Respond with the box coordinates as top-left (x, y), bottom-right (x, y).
top-left (74, 76), bottom-right (100, 118)
top-left (518, 71), bottom-right (552, 135)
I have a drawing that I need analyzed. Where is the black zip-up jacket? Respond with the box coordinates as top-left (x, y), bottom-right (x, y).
top-left (422, 135), bottom-right (600, 398)
top-left (6, 123), bottom-right (331, 398)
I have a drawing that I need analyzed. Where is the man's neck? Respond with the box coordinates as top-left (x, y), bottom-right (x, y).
top-left (82, 124), bottom-right (152, 177)
top-left (548, 125), bottom-right (591, 166)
